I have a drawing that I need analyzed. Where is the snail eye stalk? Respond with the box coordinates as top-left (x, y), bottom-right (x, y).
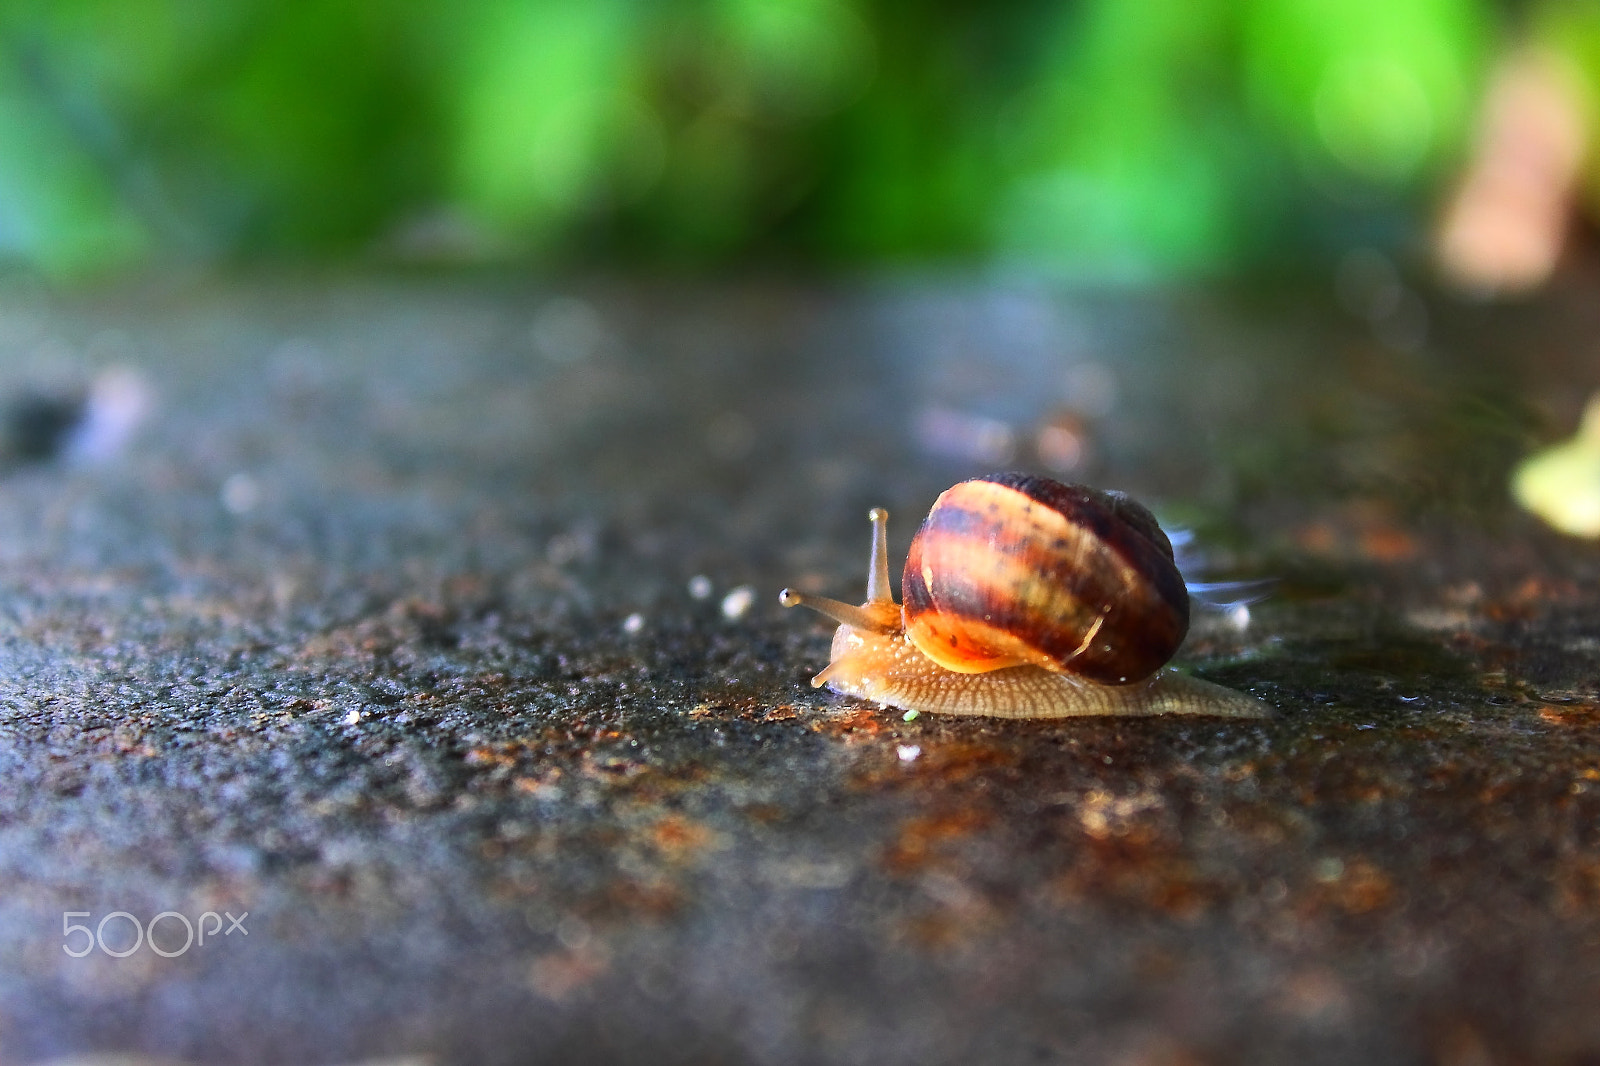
top-left (778, 507), bottom-right (901, 635)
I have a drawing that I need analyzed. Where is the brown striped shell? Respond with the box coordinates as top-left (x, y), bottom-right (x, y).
top-left (900, 474), bottom-right (1189, 685)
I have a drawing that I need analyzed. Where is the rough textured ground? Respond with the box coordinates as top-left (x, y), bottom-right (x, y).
top-left (1, 271), bottom-right (1599, 1065)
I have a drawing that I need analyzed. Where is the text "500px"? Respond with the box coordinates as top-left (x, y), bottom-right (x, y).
top-left (63, 911), bottom-right (249, 958)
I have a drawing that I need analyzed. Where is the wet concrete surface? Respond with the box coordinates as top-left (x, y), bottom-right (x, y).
top-left (1, 271), bottom-right (1599, 1064)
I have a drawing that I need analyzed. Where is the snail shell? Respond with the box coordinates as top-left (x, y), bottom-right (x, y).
top-left (902, 474), bottom-right (1189, 682)
top-left (780, 473), bottom-right (1268, 719)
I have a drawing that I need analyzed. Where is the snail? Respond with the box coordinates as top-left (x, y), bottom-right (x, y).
top-left (779, 473), bottom-right (1269, 719)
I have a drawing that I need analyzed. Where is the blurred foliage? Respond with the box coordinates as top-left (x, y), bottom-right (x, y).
top-left (0, 0), bottom-right (1570, 278)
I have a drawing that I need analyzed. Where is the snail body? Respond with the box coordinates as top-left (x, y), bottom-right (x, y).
top-left (780, 473), bottom-right (1268, 719)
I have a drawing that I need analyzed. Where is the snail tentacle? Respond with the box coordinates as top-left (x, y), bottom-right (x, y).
top-left (865, 507), bottom-right (894, 604)
top-left (779, 589), bottom-right (899, 635)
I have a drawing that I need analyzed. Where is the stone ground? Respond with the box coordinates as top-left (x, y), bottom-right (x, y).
top-left (0, 271), bottom-right (1598, 1065)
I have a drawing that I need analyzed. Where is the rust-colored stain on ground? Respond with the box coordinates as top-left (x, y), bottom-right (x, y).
top-left (647, 814), bottom-right (718, 862)
top-left (1555, 858), bottom-right (1600, 915)
top-left (1052, 836), bottom-right (1228, 921)
top-left (903, 741), bottom-right (1012, 782)
top-left (1293, 505), bottom-right (1419, 563)
top-left (847, 739), bottom-right (1015, 792)
top-left (811, 707), bottom-right (888, 739)
top-left (528, 944), bottom-right (610, 1003)
top-left (464, 745), bottom-right (519, 768)
top-left (881, 808), bottom-right (995, 876)
top-left (580, 877), bottom-right (686, 923)
top-left (1298, 858), bottom-right (1396, 916)
top-left (1360, 527), bottom-right (1419, 563)
top-left (1538, 701), bottom-right (1600, 727)
top-left (900, 892), bottom-right (1004, 950)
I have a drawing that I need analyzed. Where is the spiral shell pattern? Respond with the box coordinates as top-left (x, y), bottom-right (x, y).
top-left (900, 473), bottom-right (1189, 685)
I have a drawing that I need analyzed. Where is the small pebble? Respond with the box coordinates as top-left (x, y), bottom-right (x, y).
top-left (622, 612), bottom-right (645, 635)
top-left (896, 744), bottom-right (921, 762)
top-left (721, 585), bottom-right (755, 620)
top-left (73, 365), bottom-right (149, 462)
top-left (343, 709), bottom-right (361, 726)
top-left (221, 473), bottom-right (262, 515)
top-left (688, 574), bottom-right (713, 600)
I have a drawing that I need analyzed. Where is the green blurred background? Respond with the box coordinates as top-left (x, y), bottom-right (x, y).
top-left (0, 0), bottom-right (1593, 280)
